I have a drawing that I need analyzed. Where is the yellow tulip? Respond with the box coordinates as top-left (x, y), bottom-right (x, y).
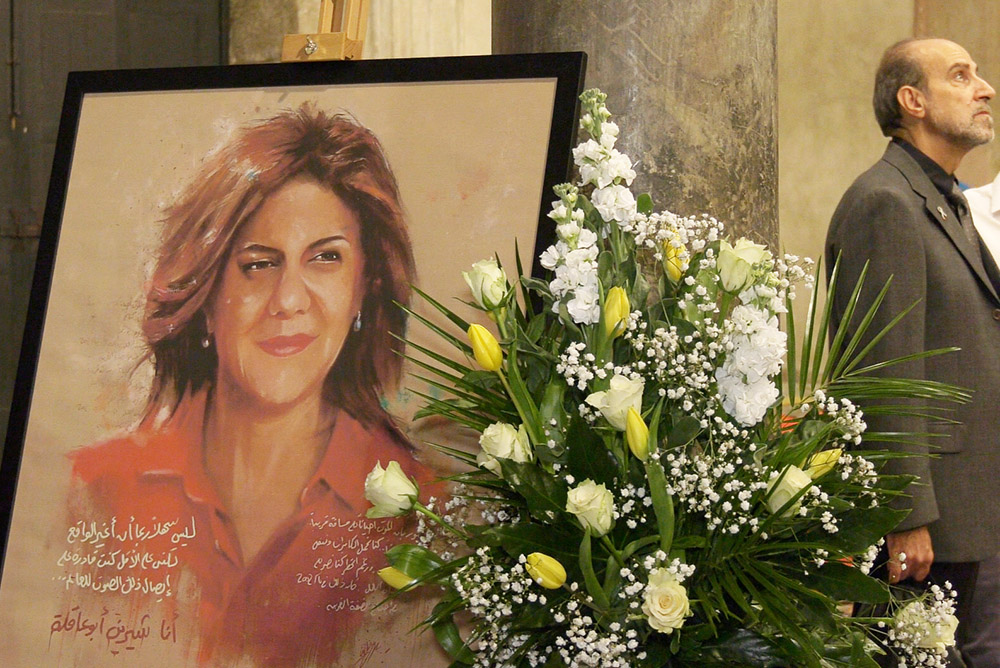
top-left (468, 324), bottom-right (502, 371)
top-left (377, 566), bottom-right (416, 590)
top-left (525, 552), bottom-right (567, 589)
top-left (625, 406), bottom-right (650, 461)
top-left (806, 448), bottom-right (843, 480)
top-left (663, 239), bottom-right (685, 282)
top-left (603, 286), bottom-right (630, 339)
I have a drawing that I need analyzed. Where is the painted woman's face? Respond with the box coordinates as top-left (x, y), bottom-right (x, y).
top-left (209, 176), bottom-right (366, 408)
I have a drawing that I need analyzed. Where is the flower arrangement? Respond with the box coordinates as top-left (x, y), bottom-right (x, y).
top-left (364, 90), bottom-right (965, 667)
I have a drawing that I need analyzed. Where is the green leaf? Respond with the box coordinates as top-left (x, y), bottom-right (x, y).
top-left (504, 343), bottom-right (544, 444)
top-left (525, 312), bottom-right (547, 344)
top-left (513, 238), bottom-right (535, 319)
top-left (637, 193), bottom-right (654, 215)
top-left (387, 544), bottom-right (446, 579)
top-left (699, 628), bottom-right (786, 667)
top-left (432, 613), bottom-right (475, 663)
top-left (827, 505), bottom-right (909, 553)
top-left (498, 460), bottom-right (567, 524)
top-left (566, 416), bottom-right (619, 486)
top-left (667, 415), bottom-right (702, 447)
top-left (486, 522), bottom-right (578, 564)
top-left (411, 284), bottom-right (472, 333)
top-left (579, 530), bottom-right (611, 610)
top-left (799, 561), bottom-right (889, 604)
top-left (538, 380), bottom-right (569, 459)
top-left (671, 535), bottom-right (708, 549)
top-left (645, 459), bottom-right (675, 553)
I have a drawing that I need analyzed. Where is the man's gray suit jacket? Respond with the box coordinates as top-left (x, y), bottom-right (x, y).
top-left (826, 141), bottom-right (1000, 563)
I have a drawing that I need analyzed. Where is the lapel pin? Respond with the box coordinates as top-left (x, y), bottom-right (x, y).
top-left (937, 206), bottom-right (948, 219)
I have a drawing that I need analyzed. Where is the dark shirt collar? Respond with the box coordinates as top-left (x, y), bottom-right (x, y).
top-left (892, 137), bottom-right (957, 198)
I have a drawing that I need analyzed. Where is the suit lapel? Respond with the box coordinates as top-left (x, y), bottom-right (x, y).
top-left (882, 143), bottom-right (1000, 305)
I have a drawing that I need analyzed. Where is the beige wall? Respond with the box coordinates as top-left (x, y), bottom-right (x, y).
top-left (777, 1), bottom-right (1000, 352)
top-left (777, 1), bottom-right (914, 347)
top-left (915, 0), bottom-right (1000, 185)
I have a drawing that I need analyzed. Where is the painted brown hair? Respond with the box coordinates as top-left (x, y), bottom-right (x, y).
top-left (142, 104), bottom-right (414, 430)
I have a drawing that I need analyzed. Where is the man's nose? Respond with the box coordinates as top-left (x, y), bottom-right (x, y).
top-left (975, 74), bottom-right (995, 100)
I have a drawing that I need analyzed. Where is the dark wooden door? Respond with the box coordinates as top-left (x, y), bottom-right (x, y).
top-left (1, 0), bottom-right (226, 449)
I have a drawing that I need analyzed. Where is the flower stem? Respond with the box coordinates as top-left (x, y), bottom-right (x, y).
top-left (600, 535), bottom-right (626, 568)
top-left (413, 502), bottom-right (468, 539)
top-left (497, 370), bottom-right (542, 446)
top-left (495, 307), bottom-right (509, 339)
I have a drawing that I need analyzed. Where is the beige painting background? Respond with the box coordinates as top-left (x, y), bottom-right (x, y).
top-left (0, 76), bottom-right (559, 665)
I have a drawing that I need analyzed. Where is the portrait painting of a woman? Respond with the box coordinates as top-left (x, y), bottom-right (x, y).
top-left (0, 70), bottom-right (567, 668)
top-left (64, 105), bottom-right (442, 666)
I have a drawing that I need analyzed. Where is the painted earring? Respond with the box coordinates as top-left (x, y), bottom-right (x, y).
top-left (201, 335), bottom-right (212, 348)
top-left (353, 311), bottom-right (362, 332)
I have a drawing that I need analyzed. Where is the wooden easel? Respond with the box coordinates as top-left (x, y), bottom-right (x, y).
top-left (281, 0), bottom-right (370, 62)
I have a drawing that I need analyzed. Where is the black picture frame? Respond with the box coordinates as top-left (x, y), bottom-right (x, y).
top-left (0, 52), bottom-right (584, 666)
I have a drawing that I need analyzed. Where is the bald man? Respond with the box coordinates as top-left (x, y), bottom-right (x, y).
top-left (826, 38), bottom-right (1000, 666)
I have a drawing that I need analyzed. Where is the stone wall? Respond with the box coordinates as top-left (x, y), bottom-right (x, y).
top-left (494, 1), bottom-right (779, 245)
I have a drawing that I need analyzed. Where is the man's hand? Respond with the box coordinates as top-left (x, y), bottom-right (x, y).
top-left (886, 526), bottom-right (934, 583)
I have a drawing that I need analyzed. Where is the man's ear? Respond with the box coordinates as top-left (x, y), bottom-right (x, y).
top-left (897, 85), bottom-right (927, 120)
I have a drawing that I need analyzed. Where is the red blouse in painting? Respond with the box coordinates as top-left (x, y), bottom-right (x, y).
top-left (66, 390), bottom-right (437, 666)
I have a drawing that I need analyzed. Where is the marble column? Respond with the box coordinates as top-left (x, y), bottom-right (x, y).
top-left (493, 1), bottom-right (778, 244)
top-left (229, 0), bottom-right (298, 63)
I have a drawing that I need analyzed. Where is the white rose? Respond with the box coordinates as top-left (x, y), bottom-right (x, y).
top-left (717, 238), bottom-right (772, 292)
top-left (477, 422), bottom-right (533, 475)
top-left (364, 461), bottom-right (418, 518)
top-left (566, 479), bottom-right (614, 536)
top-left (463, 258), bottom-right (507, 311)
top-left (895, 601), bottom-right (959, 652)
top-left (642, 568), bottom-right (691, 634)
top-left (585, 375), bottom-right (645, 430)
top-left (925, 613), bottom-right (960, 651)
top-left (765, 464), bottom-right (812, 517)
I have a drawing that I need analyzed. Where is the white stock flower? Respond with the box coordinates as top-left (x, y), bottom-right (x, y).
top-left (599, 121), bottom-right (619, 148)
top-left (585, 374), bottom-right (645, 430)
top-left (463, 258), bottom-right (507, 310)
top-left (716, 370), bottom-right (780, 427)
top-left (543, 227), bottom-right (601, 325)
top-left (364, 461), bottom-right (418, 518)
top-left (642, 568), bottom-right (691, 634)
top-left (477, 422), bottom-right (533, 475)
top-left (715, 304), bottom-right (785, 426)
top-left (548, 201), bottom-right (570, 221)
top-left (592, 184), bottom-right (637, 224)
top-left (717, 238), bottom-right (772, 292)
top-left (565, 283), bottom-right (601, 324)
top-left (556, 220), bottom-right (582, 243)
top-left (765, 465), bottom-right (812, 517)
top-left (725, 306), bottom-right (786, 383)
top-left (572, 138), bottom-right (604, 165)
top-left (566, 479), bottom-right (615, 536)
